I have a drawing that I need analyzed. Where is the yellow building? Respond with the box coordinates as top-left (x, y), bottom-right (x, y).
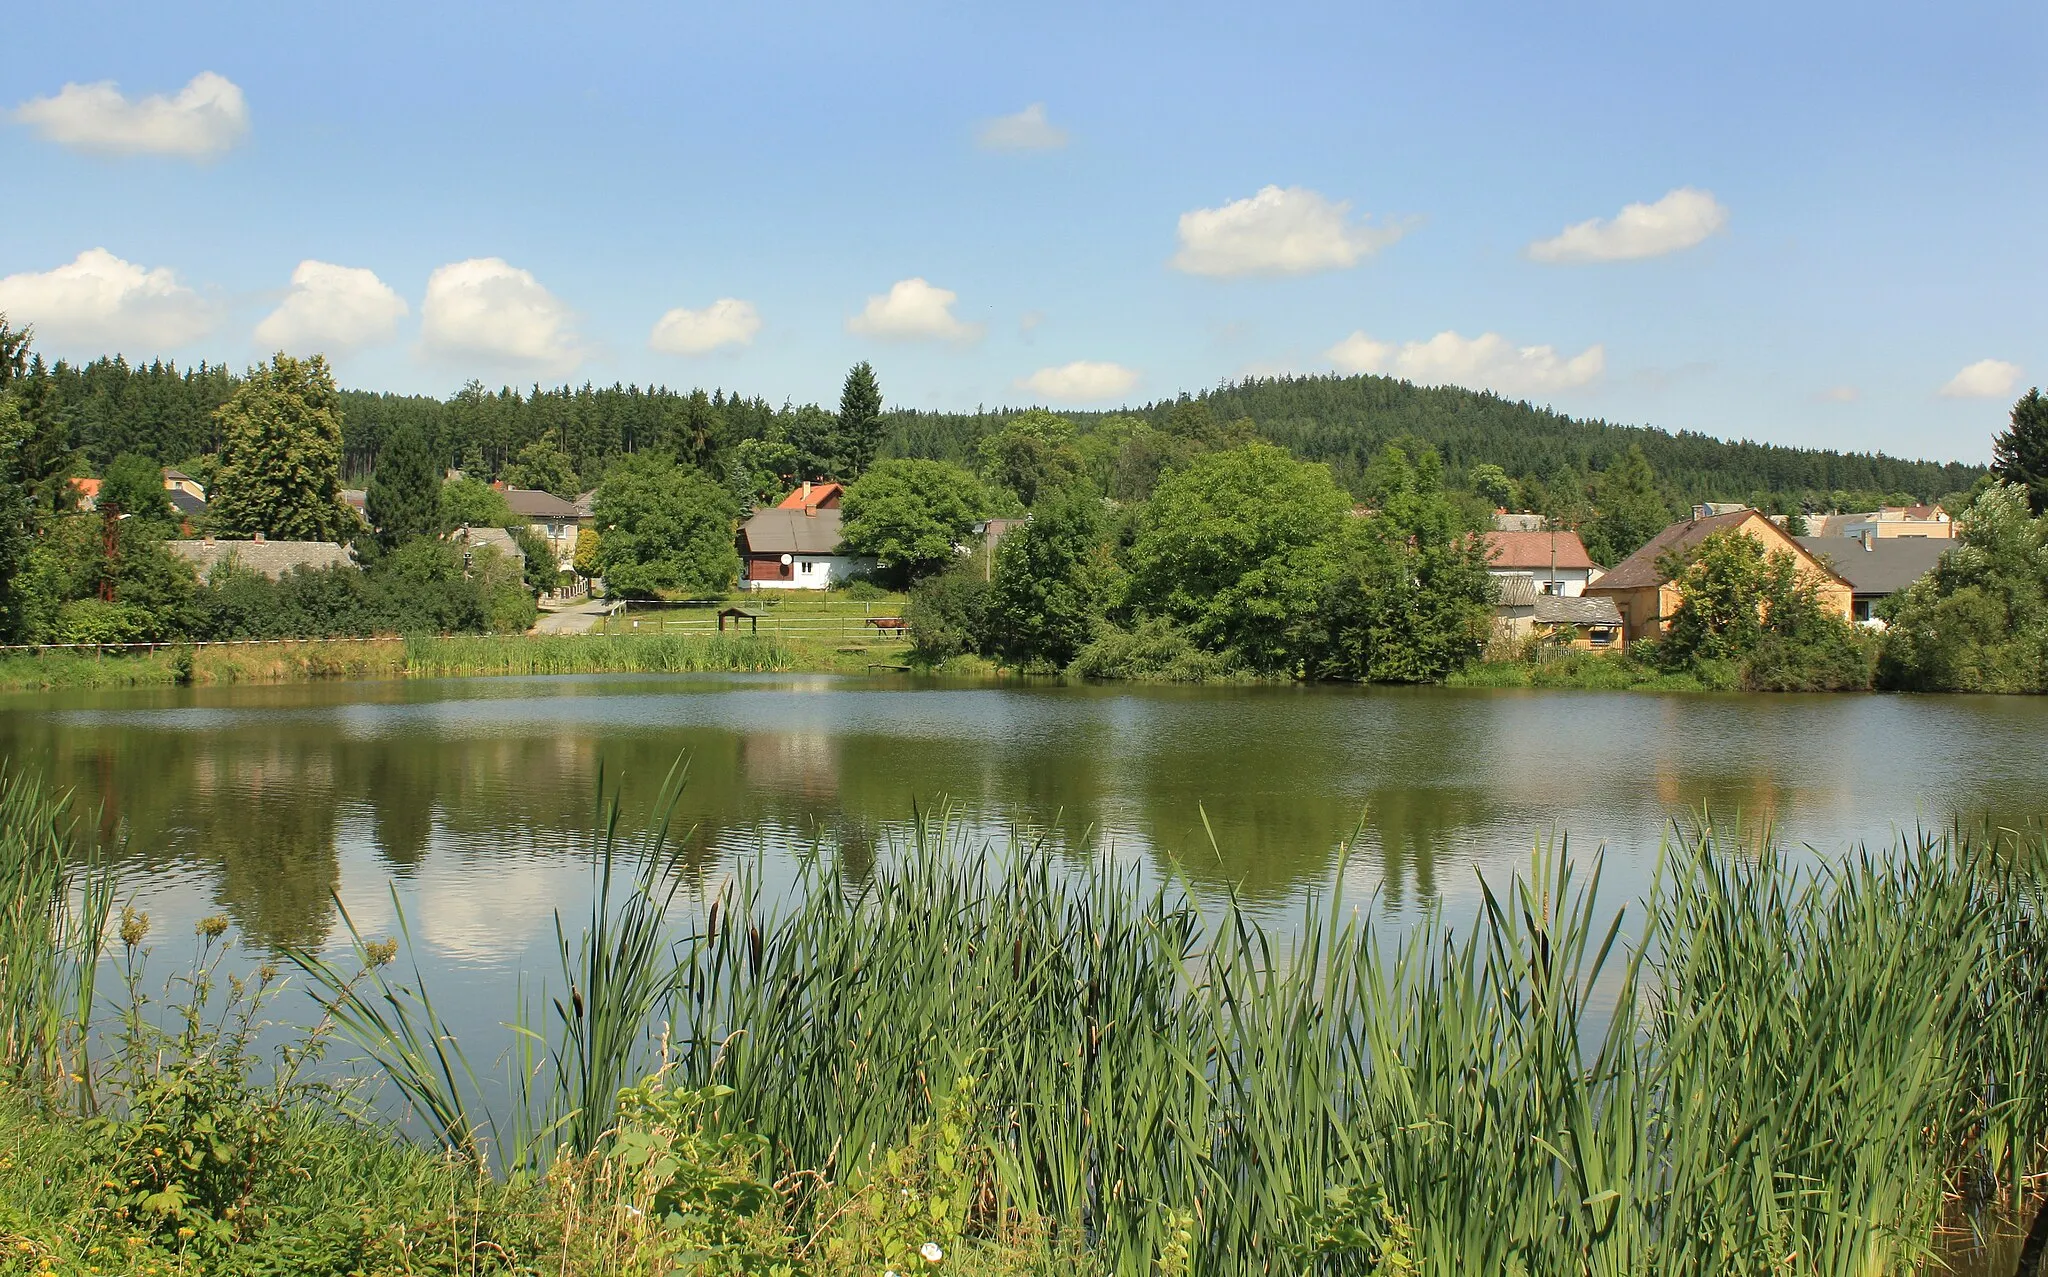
top-left (1585, 509), bottom-right (1854, 645)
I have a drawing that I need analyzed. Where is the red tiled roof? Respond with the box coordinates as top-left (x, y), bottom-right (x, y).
top-left (70, 477), bottom-right (102, 496)
top-left (1484, 530), bottom-right (1596, 571)
top-left (777, 482), bottom-right (842, 510)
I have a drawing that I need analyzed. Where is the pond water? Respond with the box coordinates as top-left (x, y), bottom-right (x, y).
top-left (6, 673), bottom-right (2046, 969)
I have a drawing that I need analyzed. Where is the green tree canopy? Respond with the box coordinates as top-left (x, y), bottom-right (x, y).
top-left (502, 438), bottom-right (579, 498)
top-left (0, 398), bottom-right (33, 641)
top-left (1657, 530), bottom-right (1872, 690)
top-left (209, 354), bottom-right (353, 542)
top-left (1126, 442), bottom-right (1352, 672)
top-left (1582, 445), bottom-right (1675, 565)
top-left (591, 455), bottom-right (740, 597)
top-left (977, 410), bottom-right (1085, 509)
top-left (986, 494), bottom-right (1111, 669)
top-left (1992, 387), bottom-right (2048, 516)
top-left (100, 453), bottom-right (172, 526)
top-left (1314, 446), bottom-right (1494, 683)
top-left (441, 477), bottom-right (517, 529)
top-left (834, 361), bottom-right (885, 481)
top-left (366, 422), bottom-right (444, 550)
top-left (1468, 462), bottom-right (1517, 511)
top-left (839, 459), bottom-right (990, 586)
top-left (1877, 483), bottom-right (2048, 692)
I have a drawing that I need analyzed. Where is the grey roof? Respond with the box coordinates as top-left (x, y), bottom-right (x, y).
top-left (501, 487), bottom-right (582, 519)
top-left (450, 525), bottom-right (526, 566)
top-left (1796, 536), bottom-right (1949, 596)
top-left (169, 539), bottom-right (353, 580)
top-left (1533, 595), bottom-right (1624, 626)
top-left (167, 489), bottom-right (207, 515)
top-left (573, 489), bottom-right (598, 517)
top-left (740, 507), bottom-right (846, 556)
top-left (1494, 575), bottom-right (1541, 607)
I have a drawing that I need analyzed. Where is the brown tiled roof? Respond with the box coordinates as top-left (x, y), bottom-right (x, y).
top-left (740, 508), bottom-right (846, 556)
top-left (1484, 530), bottom-right (1596, 571)
top-left (501, 487), bottom-right (581, 518)
top-left (1591, 510), bottom-right (1851, 592)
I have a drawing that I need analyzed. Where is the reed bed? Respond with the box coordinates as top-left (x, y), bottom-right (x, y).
top-left (401, 633), bottom-right (797, 678)
top-left (6, 758), bottom-right (2048, 1274)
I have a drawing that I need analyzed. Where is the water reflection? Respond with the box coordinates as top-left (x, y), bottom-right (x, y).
top-left (5, 676), bottom-right (2047, 966)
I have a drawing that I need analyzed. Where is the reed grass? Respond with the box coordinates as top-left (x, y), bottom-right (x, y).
top-left (400, 632), bottom-right (796, 677)
top-left (0, 767), bottom-right (112, 1109)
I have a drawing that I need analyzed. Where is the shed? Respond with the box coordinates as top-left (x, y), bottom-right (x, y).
top-left (717, 606), bottom-right (764, 633)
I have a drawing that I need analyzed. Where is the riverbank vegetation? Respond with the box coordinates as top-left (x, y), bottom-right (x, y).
top-left (0, 634), bottom-right (796, 692)
top-left (4, 762), bottom-right (2047, 1273)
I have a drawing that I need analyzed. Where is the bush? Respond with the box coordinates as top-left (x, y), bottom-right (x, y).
top-left (904, 561), bottom-right (990, 662)
top-left (52, 598), bottom-right (156, 644)
top-left (1067, 618), bottom-right (1234, 682)
top-left (837, 578), bottom-right (889, 601)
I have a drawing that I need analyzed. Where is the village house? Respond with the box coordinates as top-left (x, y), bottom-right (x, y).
top-left (498, 487), bottom-right (584, 569)
top-left (167, 536), bottom-right (354, 581)
top-left (1494, 575), bottom-right (1626, 651)
top-left (161, 468), bottom-right (206, 502)
top-left (737, 484), bottom-right (873, 589)
top-left (1483, 529), bottom-right (1601, 597)
top-left (1796, 535), bottom-right (1949, 624)
top-left (1584, 508), bottom-right (1854, 645)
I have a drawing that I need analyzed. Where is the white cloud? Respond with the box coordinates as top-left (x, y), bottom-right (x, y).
top-left (1939, 359), bottom-right (2023, 399)
top-left (0, 248), bottom-right (216, 350)
top-left (11, 71), bottom-right (248, 158)
top-left (420, 257), bottom-right (581, 371)
top-left (1016, 360), bottom-right (1140, 404)
top-left (1819, 385), bottom-right (1860, 404)
top-left (845, 277), bottom-right (982, 343)
top-left (977, 103), bottom-right (1067, 152)
top-left (1171, 185), bottom-right (1406, 277)
top-left (1527, 187), bottom-right (1729, 263)
top-left (1327, 329), bottom-right (1605, 397)
top-left (649, 298), bottom-right (760, 354)
top-left (253, 260), bottom-right (407, 352)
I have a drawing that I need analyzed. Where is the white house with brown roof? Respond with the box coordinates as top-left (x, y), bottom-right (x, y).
top-left (1482, 529), bottom-right (1601, 597)
top-left (498, 487), bottom-right (584, 569)
top-left (737, 504), bottom-right (874, 589)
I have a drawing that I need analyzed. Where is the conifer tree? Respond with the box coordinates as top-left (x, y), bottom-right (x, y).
top-left (1993, 387), bottom-right (2048, 515)
top-left (366, 421), bottom-right (444, 550)
top-left (834, 361), bottom-right (884, 481)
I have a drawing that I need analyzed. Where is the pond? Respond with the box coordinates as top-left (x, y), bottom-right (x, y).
top-left (6, 673), bottom-right (2045, 968)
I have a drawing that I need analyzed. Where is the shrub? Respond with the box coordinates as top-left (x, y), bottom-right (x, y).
top-left (904, 561), bottom-right (990, 663)
top-left (1067, 618), bottom-right (1233, 682)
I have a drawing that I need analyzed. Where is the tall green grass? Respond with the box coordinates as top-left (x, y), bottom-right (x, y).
top-left (402, 633), bottom-right (796, 677)
top-left (0, 767), bottom-right (112, 1108)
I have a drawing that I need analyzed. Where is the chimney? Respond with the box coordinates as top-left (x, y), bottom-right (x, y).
top-left (802, 480), bottom-right (813, 504)
top-left (804, 504), bottom-right (816, 518)
top-left (1859, 529), bottom-right (1874, 551)
top-left (253, 532), bottom-right (265, 543)
top-left (203, 534), bottom-right (215, 547)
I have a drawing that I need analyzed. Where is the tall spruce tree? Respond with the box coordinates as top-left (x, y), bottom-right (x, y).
top-left (367, 421), bottom-right (444, 550)
top-left (210, 354), bottom-right (353, 542)
top-left (1993, 387), bottom-right (2048, 516)
top-left (834, 361), bottom-right (884, 481)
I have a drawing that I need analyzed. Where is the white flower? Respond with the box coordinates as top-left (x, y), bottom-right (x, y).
top-left (920, 1241), bottom-right (945, 1263)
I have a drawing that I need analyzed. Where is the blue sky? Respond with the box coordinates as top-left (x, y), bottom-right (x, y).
top-left (3, 0), bottom-right (2041, 463)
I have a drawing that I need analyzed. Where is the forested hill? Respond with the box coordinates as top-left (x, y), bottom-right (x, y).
top-left (15, 354), bottom-right (1985, 509)
top-left (885, 374), bottom-right (1987, 508)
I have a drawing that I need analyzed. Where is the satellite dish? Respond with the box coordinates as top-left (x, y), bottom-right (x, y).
top-left (779, 553), bottom-right (793, 565)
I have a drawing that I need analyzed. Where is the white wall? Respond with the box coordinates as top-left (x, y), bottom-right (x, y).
top-left (740, 556), bottom-right (875, 590)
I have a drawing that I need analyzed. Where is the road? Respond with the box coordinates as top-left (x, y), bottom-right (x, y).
top-left (531, 598), bottom-right (611, 634)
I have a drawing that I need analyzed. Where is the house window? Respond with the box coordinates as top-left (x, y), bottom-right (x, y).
top-left (1541, 580), bottom-right (1560, 595)
top-left (801, 561), bottom-right (815, 574)
top-left (1590, 628), bottom-right (1615, 647)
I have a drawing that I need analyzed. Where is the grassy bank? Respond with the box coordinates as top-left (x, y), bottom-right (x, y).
top-left (0, 633), bottom-right (799, 692)
top-left (1448, 650), bottom-right (1717, 691)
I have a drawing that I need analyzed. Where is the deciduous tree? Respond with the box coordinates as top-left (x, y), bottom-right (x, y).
top-left (209, 354), bottom-right (353, 542)
top-left (986, 493), bottom-right (1110, 668)
top-left (839, 459), bottom-right (990, 586)
top-left (591, 455), bottom-right (740, 597)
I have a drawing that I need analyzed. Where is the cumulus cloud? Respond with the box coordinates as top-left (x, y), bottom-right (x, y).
top-left (11, 71), bottom-right (249, 158)
top-left (649, 298), bottom-right (760, 354)
top-left (1171, 185), bottom-right (1406, 277)
top-left (1016, 360), bottom-right (1141, 404)
top-left (0, 248), bottom-right (216, 350)
top-left (1819, 385), bottom-right (1860, 404)
top-left (977, 103), bottom-right (1067, 151)
top-left (846, 277), bottom-right (982, 342)
top-left (1326, 329), bottom-right (1605, 397)
top-left (1939, 358), bottom-right (2023, 399)
top-left (1527, 187), bottom-right (1729, 263)
top-left (252, 261), bottom-right (407, 352)
top-left (420, 257), bottom-right (580, 371)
